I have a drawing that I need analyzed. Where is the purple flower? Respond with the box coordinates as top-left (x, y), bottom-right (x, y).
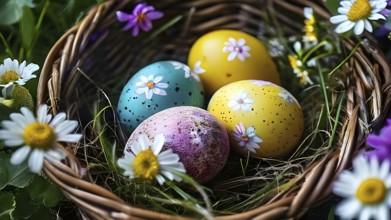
top-left (365, 119), bottom-right (391, 162)
top-left (116, 3), bottom-right (163, 37)
top-left (232, 122), bottom-right (262, 153)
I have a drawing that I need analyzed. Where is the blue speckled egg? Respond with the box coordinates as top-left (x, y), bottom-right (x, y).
top-left (118, 61), bottom-right (205, 130)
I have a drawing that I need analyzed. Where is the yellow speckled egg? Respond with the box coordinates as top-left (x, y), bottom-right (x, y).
top-left (188, 29), bottom-right (280, 96)
top-left (207, 80), bottom-right (304, 159)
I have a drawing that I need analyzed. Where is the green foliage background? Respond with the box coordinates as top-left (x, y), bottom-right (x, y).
top-left (0, 0), bottom-right (101, 219)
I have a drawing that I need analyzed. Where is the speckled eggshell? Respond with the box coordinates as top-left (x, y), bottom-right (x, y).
top-left (118, 61), bottom-right (205, 130)
top-left (126, 106), bottom-right (230, 183)
top-left (207, 80), bottom-right (304, 159)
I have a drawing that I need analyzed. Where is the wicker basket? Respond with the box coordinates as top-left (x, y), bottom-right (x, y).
top-left (37, 0), bottom-right (391, 219)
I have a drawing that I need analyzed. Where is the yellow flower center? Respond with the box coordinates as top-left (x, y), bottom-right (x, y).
top-left (23, 122), bottom-right (56, 150)
top-left (356, 178), bottom-right (387, 205)
top-left (347, 0), bottom-right (372, 22)
top-left (133, 149), bottom-right (160, 181)
top-left (146, 81), bottom-right (154, 88)
top-left (0, 71), bottom-right (19, 84)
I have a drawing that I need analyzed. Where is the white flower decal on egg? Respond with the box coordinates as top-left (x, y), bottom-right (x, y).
top-left (222, 37), bottom-right (251, 61)
top-left (278, 91), bottom-right (295, 104)
top-left (228, 91), bottom-right (253, 112)
top-left (250, 80), bottom-right (273, 87)
top-left (232, 122), bottom-right (262, 153)
top-left (170, 61), bottom-right (204, 81)
top-left (135, 75), bottom-right (169, 99)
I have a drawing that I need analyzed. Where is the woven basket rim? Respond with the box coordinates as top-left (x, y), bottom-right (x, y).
top-left (36, 0), bottom-right (391, 219)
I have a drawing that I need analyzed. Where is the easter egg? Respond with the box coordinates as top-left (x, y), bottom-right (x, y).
top-left (188, 29), bottom-right (280, 96)
top-left (117, 61), bottom-right (204, 130)
top-left (126, 106), bottom-right (230, 183)
top-left (207, 80), bottom-right (304, 159)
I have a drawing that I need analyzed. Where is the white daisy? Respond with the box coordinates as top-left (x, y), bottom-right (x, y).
top-left (0, 58), bottom-right (39, 87)
top-left (222, 37), bottom-right (251, 61)
top-left (0, 104), bottom-right (82, 173)
top-left (333, 154), bottom-right (391, 220)
top-left (232, 122), bottom-right (262, 153)
top-left (170, 61), bottom-right (204, 81)
top-left (330, 0), bottom-right (387, 35)
top-left (228, 91), bottom-right (254, 112)
top-left (135, 75), bottom-right (169, 99)
top-left (118, 134), bottom-right (186, 185)
top-left (278, 91), bottom-right (296, 104)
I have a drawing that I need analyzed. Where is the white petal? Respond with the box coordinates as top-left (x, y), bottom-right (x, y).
top-left (379, 160), bottom-right (390, 180)
top-left (354, 20), bottom-right (365, 35)
top-left (237, 38), bottom-right (246, 46)
top-left (377, 204), bottom-right (389, 220)
top-left (10, 146), bottom-right (31, 165)
top-left (4, 138), bottom-right (24, 146)
top-left (330, 14), bottom-right (348, 23)
top-left (57, 134), bottom-right (82, 142)
top-left (135, 87), bottom-right (148, 95)
top-left (20, 107), bottom-right (36, 123)
top-left (335, 198), bottom-right (361, 219)
top-left (368, 13), bottom-right (386, 20)
top-left (135, 81), bottom-right (146, 87)
top-left (156, 175), bottom-right (165, 185)
top-left (358, 206), bottom-right (372, 220)
top-left (153, 87), bottom-right (167, 96)
top-left (29, 150), bottom-right (44, 173)
top-left (227, 51), bottom-right (237, 61)
top-left (152, 134), bottom-right (165, 155)
top-left (145, 89), bottom-right (153, 99)
top-left (364, 19), bottom-right (373, 32)
top-left (1, 120), bottom-right (23, 131)
top-left (158, 150), bottom-right (180, 164)
top-left (137, 134), bottom-right (151, 151)
top-left (9, 113), bottom-right (29, 128)
top-left (139, 75), bottom-right (148, 83)
top-left (153, 75), bottom-right (163, 83)
top-left (161, 170), bottom-right (174, 180)
top-left (228, 37), bottom-right (236, 45)
top-left (45, 149), bottom-right (66, 162)
top-left (335, 20), bottom-right (355, 33)
top-left (341, 1), bottom-right (352, 8)
top-left (155, 82), bottom-right (168, 89)
top-left (56, 121), bottom-right (78, 136)
top-left (50, 113), bottom-right (66, 128)
top-left (37, 105), bottom-right (48, 122)
top-left (338, 7), bottom-right (349, 14)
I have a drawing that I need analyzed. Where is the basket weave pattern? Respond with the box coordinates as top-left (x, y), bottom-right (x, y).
top-left (37, 0), bottom-right (391, 219)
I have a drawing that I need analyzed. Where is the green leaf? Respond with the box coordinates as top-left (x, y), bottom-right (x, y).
top-left (325, 0), bottom-right (339, 16)
top-left (12, 191), bottom-right (36, 219)
top-left (0, 0), bottom-right (35, 26)
top-left (0, 152), bottom-right (35, 190)
top-left (26, 176), bottom-right (63, 208)
top-left (0, 192), bottom-right (16, 219)
top-left (328, 206), bottom-right (335, 220)
top-left (27, 205), bottom-right (55, 220)
top-left (20, 7), bottom-right (35, 51)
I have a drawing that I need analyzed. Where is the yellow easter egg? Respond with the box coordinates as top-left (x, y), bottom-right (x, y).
top-left (207, 80), bottom-right (304, 159)
top-left (188, 29), bottom-right (280, 96)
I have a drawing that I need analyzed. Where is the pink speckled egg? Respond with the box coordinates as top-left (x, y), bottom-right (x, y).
top-left (126, 106), bottom-right (230, 183)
